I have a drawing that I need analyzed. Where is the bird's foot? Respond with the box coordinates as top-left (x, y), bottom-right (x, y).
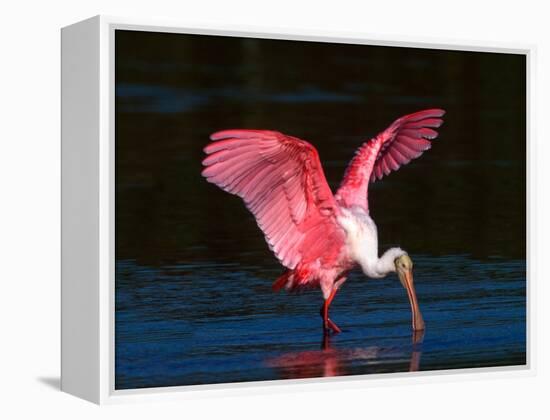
top-left (320, 303), bottom-right (342, 334)
top-left (328, 318), bottom-right (342, 334)
top-left (323, 318), bottom-right (342, 335)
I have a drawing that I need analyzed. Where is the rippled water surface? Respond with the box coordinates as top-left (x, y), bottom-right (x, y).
top-left (115, 30), bottom-right (526, 389)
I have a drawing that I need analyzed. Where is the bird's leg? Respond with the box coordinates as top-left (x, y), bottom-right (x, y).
top-left (320, 288), bottom-right (342, 334)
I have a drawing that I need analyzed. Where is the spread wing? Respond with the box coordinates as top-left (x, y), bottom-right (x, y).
top-left (202, 129), bottom-right (346, 270)
top-left (335, 108), bottom-right (445, 212)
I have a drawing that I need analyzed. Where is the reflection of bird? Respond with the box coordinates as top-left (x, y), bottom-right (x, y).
top-left (202, 109), bottom-right (445, 334)
top-left (267, 331), bottom-right (425, 379)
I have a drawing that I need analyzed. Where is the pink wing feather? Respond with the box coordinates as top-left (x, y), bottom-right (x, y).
top-left (202, 130), bottom-right (346, 270)
top-left (335, 109), bottom-right (445, 212)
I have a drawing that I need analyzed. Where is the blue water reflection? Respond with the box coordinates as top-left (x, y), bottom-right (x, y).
top-left (115, 255), bottom-right (525, 388)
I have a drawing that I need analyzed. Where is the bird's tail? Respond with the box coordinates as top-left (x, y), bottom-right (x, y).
top-left (272, 270), bottom-right (292, 292)
top-left (272, 268), bottom-right (316, 293)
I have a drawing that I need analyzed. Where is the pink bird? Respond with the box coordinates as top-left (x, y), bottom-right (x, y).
top-left (202, 109), bottom-right (445, 334)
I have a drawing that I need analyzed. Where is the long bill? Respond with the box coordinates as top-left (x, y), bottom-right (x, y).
top-left (398, 269), bottom-right (425, 331)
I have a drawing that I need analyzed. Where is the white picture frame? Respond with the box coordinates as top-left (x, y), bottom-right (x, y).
top-left (61, 15), bottom-right (534, 404)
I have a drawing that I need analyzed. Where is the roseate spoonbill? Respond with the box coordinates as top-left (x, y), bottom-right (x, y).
top-left (202, 108), bottom-right (445, 334)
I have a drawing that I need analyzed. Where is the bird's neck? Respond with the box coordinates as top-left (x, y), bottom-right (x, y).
top-left (337, 207), bottom-right (406, 278)
top-left (370, 247), bottom-right (406, 278)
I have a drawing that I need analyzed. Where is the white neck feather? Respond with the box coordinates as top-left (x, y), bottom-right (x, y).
top-left (374, 247), bottom-right (407, 277)
top-left (337, 207), bottom-right (407, 279)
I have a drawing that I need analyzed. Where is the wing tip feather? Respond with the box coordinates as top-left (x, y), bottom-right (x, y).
top-left (423, 108), bottom-right (446, 117)
top-left (210, 131), bottom-right (233, 141)
top-left (405, 108), bottom-right (446, 123)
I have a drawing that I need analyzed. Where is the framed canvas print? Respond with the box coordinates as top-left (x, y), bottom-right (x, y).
top-left (61, 15), bottom-right (531, 404)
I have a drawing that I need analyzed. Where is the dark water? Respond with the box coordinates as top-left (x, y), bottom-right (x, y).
top-left (115, 30), bottom-right (526, 389)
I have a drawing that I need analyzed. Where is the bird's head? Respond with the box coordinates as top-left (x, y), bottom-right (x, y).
top-left (395, 254), bottom-right (425, 332)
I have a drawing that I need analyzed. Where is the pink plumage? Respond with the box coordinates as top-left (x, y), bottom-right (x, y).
top-left (335, 108), bottom-right (445, 211)
top-left (202, 109), bottom-right (445, 334)
top-left (202, 130), bottom-right (347, 274)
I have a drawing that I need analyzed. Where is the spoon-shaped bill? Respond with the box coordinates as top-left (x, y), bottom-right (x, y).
top-left (398, 269), bottom-right (425, 331)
